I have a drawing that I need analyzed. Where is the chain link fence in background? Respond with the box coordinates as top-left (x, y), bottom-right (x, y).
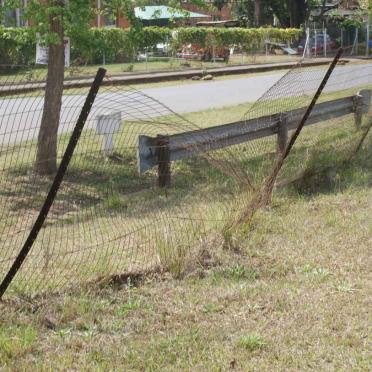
top-left (302, 23), bottom-right (372, 58)
top-left (0, 53), bottom-right (371, 297)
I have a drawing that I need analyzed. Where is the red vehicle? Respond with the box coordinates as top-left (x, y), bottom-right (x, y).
top-left (297, 34), bottom-right (337, 54)
top-left (176, 44), bottom-right (230, 62)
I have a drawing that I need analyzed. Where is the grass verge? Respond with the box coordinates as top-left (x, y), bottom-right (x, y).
top-left (0, 149), bottom-right (370, 369)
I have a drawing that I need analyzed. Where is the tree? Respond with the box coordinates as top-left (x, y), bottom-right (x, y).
top-left (1, 0), bottom-right (208, 175)
top-left (233, 0), bottom-right (308, 28)
top-left (213, 0), bottom-right (226, 11)
top-left (35, 0), bottom-right (65, 175)
top-left (254, 0), bottom-right (262, 26)
top-left (233, 0), bottom-right (272, 27)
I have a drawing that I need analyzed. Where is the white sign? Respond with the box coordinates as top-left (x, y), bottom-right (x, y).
top-left (36, 37), bottom-right (70, 67)
top-left (96, 112), bottom-right (122, 155)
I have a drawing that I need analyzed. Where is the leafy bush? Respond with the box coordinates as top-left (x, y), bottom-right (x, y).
top-left (0, 26), bottom-right (35, 65)
top-left (0, 26), bottom-right (301, 66)
top-left (173, 27), bottom-right (302, 50)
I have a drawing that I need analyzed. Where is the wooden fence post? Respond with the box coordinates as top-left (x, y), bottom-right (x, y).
top-left (156, 134), bottom-right (171, 188)
top-left (277, 114), bottom-right (288, 156)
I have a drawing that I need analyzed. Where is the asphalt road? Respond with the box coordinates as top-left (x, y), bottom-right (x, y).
top-left (1, 62), bottom-right (371, 145)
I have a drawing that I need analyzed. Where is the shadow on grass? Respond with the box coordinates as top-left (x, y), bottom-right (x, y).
top-left (1, 129), bottom-right (370, 227)
top-left (288, 141), bottom-right (372, 196)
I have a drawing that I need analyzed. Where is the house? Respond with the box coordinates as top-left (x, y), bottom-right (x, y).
top-left (1, 1), bottom-right (222, 29)
top-left (0, 0), bottom-right (27, 27)
top-left (133, 6), bottom-right (209, 27)
top-left (181, 0), bottom-right (232, 23)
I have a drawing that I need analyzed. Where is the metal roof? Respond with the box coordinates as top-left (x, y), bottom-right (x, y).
top-left (134, 6), bottom-right (209, 20)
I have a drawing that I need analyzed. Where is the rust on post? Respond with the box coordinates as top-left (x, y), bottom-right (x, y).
top-left (157, 135), bottom-right (171, 188)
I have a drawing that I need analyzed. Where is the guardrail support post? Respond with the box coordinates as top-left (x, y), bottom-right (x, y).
top-left (156, 135), bottom-right (171, 188)
top-left (354, 90), bottom-right (372, 129)
top-left (277, 115), bottom-right (288, 156)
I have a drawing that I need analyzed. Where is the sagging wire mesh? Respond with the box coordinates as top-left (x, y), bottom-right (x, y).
top-left (0, 59), bottom-right (371, 297)
top-left (223, 58), bottom-right (372, 228)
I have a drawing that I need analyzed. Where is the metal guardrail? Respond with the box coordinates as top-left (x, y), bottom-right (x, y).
top-left (137, 90), bottom-right (371, 186)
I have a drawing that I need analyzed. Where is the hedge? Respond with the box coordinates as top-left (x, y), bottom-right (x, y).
top-left (0, 27), bottom-right (35, 65)
top-left (0, 26), bottom-right (302, 66)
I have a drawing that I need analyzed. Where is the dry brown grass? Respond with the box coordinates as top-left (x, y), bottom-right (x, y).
top-left (0, 171), bottom-right (370, 370)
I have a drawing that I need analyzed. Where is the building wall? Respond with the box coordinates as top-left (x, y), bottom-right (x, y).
top-left (339, 0), bottom-right (361, 9)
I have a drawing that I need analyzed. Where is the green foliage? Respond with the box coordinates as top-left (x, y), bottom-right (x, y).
top-left (172, 26), bottom-right (301, 50)
top-left (0, 325), bottom-right (38, 363)
top-left (0, 26), bottom-right (301, 66)
top-left (117, 299), bottom-right (141, 316)
top-left (237, 334), bottom-right (266, 352)
top-left (0, 26), bottom-right (35, 65)
top-left (213, 264), bottom-right (259, 282)
top-left (328, 9), bottom-right (365, 30)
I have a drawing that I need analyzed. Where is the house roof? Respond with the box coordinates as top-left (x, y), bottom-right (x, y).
top-left (134, 6), bottom-right (209, 20)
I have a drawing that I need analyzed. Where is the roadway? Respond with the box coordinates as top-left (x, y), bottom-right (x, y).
top-left (1, 62), bottom-right (371, 145)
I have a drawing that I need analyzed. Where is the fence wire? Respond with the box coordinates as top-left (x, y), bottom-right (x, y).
top-left (0, 58), bottom-right (371, 297)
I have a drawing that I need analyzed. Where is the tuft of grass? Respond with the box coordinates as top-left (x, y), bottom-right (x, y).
top-left (213, 264), bottom-right (259, 282)
top-left (237, 334), bottom-right (266, 352)
top-left (334, 281), bottom-right (357, 293)
top-left (0, 325), bottom-right (38, 364)
top-left (117, 299), bottom-right (141, 316)
top-left (104, 190), bottom-right (126, 210)
top-left (202, 303), bottom-right (224, 314)
top-left (299, 263), bottom-right (332, 281)
top-left (157, 222), bottom-right (203, 279)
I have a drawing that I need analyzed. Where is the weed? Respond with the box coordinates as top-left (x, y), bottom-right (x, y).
top-left (124, 64), bottom-right (134, 72)
top-left (0, 325), bottom-right (37, 363)
top-left (202, 303), bottom-right (223, 314)
top-left (237, 334), bottom-right (265, 352)
top-left (213, 264), bottom-right (259, 282)
top-left (334, 281), bottom-right (357, 293)
top-left (117, 299), bottom-right (141, 316)
top-left (105, 191), bottom-right (125, 210)
top-left (299, 264), bottom-right (332, 280)
top-left (55, 328), bottom-right (72, 338)
top-left (157, 222), bottom-right (202, 278)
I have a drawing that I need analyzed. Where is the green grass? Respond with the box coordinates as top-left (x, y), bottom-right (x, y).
top-left (238, 334), bottom-right (266, 352)
top-left (0, 54), bottom-right (302, 82)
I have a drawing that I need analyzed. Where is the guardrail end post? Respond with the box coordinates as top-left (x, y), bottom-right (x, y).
top-left (156, 134), bottom-right (171, 188)
top-left (277, 114), bottom-right (288, 156)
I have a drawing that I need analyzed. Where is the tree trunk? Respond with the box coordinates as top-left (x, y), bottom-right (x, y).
top-left (270, 1), bottom-right (290, 27)
top-left (254, 0), bottom-right (262, 26)
top-left (287, 0), bottom-right (306, 28)
top-left (35, 3), bottom-right (64, 175)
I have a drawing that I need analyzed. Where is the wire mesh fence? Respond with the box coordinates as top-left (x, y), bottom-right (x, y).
top-left (0, 54), bottom-right (371, 298)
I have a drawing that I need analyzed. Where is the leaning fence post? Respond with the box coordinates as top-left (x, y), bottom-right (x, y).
top-left (156, 134), bottom-right (171, 188)
top-left (277, 114), bottom-right (288, 156)
top-left (0, 68), bottom-right (107, 299)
